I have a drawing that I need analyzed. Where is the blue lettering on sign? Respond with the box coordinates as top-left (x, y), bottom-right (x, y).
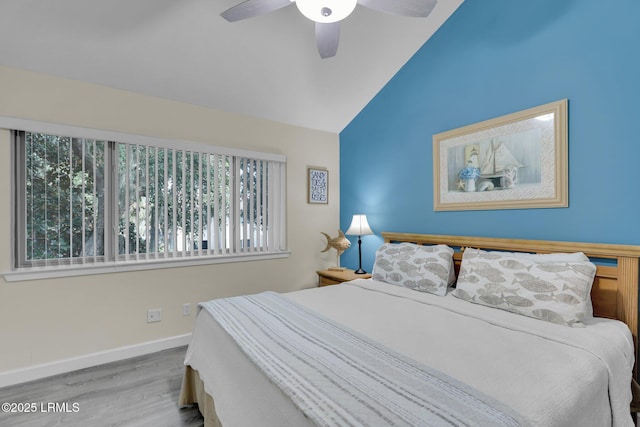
top-left (310, 170), bottom-right (327, 202)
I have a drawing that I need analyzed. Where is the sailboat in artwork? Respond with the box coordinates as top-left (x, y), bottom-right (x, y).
top-left (480, 139), bottom-right (524, 178)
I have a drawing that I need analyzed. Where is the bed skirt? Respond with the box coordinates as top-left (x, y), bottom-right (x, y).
top-left (179, 362), bottom-right (640, 426)
top-left (178, 365), bottom-right (222, 427)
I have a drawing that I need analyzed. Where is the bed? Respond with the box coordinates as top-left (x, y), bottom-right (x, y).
top-left (179, 232), bottom-right (640, 426)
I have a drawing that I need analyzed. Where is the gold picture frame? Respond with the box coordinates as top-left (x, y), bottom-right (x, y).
top-left (308, 166), bottom-right (329, 204)
top-left (433, 99), bottom-right (568, 211)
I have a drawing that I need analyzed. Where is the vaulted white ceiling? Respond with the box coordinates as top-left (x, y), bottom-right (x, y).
top-left (0, 0), bottom-right (463, 133)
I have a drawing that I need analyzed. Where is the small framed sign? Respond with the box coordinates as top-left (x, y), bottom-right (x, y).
top-left (308, 167), bottom-right (328, 204)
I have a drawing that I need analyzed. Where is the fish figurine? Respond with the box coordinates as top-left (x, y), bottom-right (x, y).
top-left (321, 230), bottom-right (351, 256)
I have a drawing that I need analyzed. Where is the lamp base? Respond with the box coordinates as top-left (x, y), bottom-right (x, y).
top-left (354, 268), bottom-right (368, 274)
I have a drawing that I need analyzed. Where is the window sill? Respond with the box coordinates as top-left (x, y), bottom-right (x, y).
top-left (2, 251), bottom-right (291, 282)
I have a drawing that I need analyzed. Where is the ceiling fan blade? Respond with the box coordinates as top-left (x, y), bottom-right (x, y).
top-left (220, 0), bottom-right (292, 22)
top-left (316, 22), bottom-right (340, 59)
top-left (357, 0), bottom-right (437, 17)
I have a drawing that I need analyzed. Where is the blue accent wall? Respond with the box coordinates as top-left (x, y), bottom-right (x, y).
top-left (340, 0), bottom-right (640, 273)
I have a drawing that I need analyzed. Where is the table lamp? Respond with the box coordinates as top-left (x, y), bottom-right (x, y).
top-left (345, 214), bottom-right (373, 274)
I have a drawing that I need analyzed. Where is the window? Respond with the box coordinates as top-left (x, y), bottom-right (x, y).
top-left (11, 128), bottom-right (287, 277)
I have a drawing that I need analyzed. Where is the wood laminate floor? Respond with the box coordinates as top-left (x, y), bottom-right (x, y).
top-left (0, 346), bottom-right (204, 427)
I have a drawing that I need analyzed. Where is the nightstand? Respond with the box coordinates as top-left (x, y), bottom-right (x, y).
top-left (316, 268), bottom-right (372, 287)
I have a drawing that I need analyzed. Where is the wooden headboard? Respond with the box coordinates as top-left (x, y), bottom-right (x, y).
top-left (382, 232), bottom-right (640, 372)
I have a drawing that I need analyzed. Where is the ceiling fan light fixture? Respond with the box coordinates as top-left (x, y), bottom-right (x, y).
top-left (295, 0), bottom-right (357, 23)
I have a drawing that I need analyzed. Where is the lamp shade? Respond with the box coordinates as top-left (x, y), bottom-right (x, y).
top-left (345, 214), bottom-right (373, 236)
top-left (295, 0), bottom-right (358, 23)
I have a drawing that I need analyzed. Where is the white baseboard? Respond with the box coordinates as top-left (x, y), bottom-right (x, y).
top-left (0, 333), bottom-right (192, 388)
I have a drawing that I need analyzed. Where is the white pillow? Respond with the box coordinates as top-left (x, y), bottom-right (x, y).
top-left (454, 248), bottom-right (596, 327)
top-left (372, 243), bottom-right (455, 296)
top-left (484, 250), bottom-right (589, 262)
top-left (477, 250), bottom-right (594, 318)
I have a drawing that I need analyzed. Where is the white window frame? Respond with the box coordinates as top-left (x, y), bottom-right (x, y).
top-left (2, 118), bottom-right (288, 282)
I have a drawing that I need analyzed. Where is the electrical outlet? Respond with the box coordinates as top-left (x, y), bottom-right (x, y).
top-left (183, 303), bottom-right (191, 316)
top-left (147, 308), bottom-right (162, 323)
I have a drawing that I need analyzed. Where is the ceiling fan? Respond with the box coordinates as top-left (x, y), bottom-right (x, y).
top-left (220, 0), bottom-right (438, 59)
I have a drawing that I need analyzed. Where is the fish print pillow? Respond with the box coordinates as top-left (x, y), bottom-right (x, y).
top-left (372, 243), bottom-right (454, 296)
top-left (481, 250), bottom-right (595, 319)
top-left (454, 248), bottom-right (596, 327)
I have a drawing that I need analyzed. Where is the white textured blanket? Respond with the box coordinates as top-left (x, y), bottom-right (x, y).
top-left (187, 279), bottom-right (634, 426)
top-left (334, 280), bottom-right (634, 427)
top-left (200, 291), bottom-right (528, 427)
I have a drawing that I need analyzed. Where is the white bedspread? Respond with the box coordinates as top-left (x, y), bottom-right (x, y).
top-left (185, 279), bottom-right (635, 426)
top-left (200, 291), bottom-right (527, 426)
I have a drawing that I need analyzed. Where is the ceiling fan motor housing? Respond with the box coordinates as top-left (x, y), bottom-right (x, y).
top-left (296, 0), bottom-right (358, 23)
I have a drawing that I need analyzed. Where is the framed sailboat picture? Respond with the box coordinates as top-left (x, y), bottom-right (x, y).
top-left (433, 99), bottom-right (568, 211)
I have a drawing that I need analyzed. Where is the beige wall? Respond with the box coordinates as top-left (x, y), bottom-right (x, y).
top-left (0, 65), bottom-right (340, 372)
